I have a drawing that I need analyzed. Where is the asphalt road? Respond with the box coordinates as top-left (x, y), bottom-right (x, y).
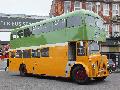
top-left (0, 71), bottom-right (120, 90)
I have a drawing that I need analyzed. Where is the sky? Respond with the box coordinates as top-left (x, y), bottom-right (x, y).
top-left (0, 0), bottom-right (53, 41)
top-left (0, 0), bottom-right (53, 16)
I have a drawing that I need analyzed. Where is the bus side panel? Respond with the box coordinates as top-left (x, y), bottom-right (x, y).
top-left (45, 46), bottom-right (68, 77)
top-left (8, 58), bottom-right (22, 72)
top-left (45, 45), bottom-right (68, 77)
top-left (23, 58), bottom-right (34, 74)
top-left (33, 46), bottom-right (68, 77)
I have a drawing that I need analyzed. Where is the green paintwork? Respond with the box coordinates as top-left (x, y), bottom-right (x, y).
top-left (10, 9), bottom-right (106, 49)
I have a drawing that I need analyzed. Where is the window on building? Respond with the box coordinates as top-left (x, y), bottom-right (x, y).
top-left (96, 2), bottom-right (101, 14)
top-left (103, 4), bottom-right (109, 16)
top-left (74, 1), bottom-right (82, 11)
top-left (23, 50), bottom-right (31, 58)
top-left (41, 47), bottom-right (49, 57)
top-left (112, 4), bottom-right (119, 16)
top-left (64, 1), bottom-right (71, 14)
top-left (112, 24), bottom-right (120, 37)
top-left (67, 16), bottom-right (81, 27)
top-left (86, 2), bottom-right (93, 11)
top-left (105, 24), bottom-right (110, 38)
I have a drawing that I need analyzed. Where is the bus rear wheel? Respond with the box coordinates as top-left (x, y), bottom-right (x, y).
top-left (71, 66), bottom-right (89, 84)
top-left (19, 64), bottom-right (27, 77)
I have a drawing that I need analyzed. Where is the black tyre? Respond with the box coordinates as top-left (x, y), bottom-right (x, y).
top-left (71, 66), bottom-right (90, 84)
top-left (19, 64), bottom-right (27, 77)
top-left (93, 76), bottom-right (107, 81)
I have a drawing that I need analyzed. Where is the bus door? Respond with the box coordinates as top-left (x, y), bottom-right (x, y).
top-left (65, 42), bottom-right (76, 77)
top-left (68, 42), bottom-right (76, 61)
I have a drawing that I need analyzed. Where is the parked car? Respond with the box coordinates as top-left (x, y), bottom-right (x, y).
top-left (108, 59), bottom-right (116, 73)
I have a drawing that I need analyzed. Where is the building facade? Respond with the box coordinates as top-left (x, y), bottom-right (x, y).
top-left (50, 0), bottom-right (120, 68)
top-left (0, 14), bottom-right (49, 59)
top-left (0, 13), bottom-right (49, 32)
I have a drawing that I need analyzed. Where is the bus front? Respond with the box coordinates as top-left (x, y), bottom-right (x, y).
top-left (84, 13), bottom-right (109, 79)
top-left (69, 12), bottom-right (109, 84)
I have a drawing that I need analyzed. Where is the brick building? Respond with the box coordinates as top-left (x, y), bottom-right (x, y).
top-left (50, 0), bottom-right (120, 68)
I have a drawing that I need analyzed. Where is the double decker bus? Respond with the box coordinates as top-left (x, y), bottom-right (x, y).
top-left (8, 9), bottom-right (109, 84)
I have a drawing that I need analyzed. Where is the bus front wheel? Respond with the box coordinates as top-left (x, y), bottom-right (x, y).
top-left (71, 66), bottom-right (90, 84)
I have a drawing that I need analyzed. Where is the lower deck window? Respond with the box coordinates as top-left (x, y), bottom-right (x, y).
top-left (41, 48), bottom-right (49, 57)
top-left (23, 50), bottom-right (31, 58)
top-left (16, 50), bottom-right (22, 58)
top-left (11, 52), bottom-right (15, 58)
top-left (32, 49), bottom-right (40, 58)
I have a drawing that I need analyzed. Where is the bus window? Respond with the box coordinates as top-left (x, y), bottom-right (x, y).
top-left (37, 49), bottom-right (40, 58)
top-left (16, 50), bottom-right (22, 58)
top-left (67, 16), bottom-right (81, 28)
top-left (41, 48), bottom-right (49, 57)
top-left (88, 41), bottom-right (100, 54)
top-left (32, 49), bottom-right (41, 58)
top-left (53, 19), bottom-right (66, 30)
top-left (23, 50), bottom-right (31, 58)
top-left (77, 42), bottom-right (85, 56)
top-left (32, 49), bottom-right (37, 58)
top-left (85, 14), bottom-right (95, 26)
top-left (32, 25), bottom-right (41, 35)
top-left (11, 52), bottom-right (15, 58)
top-left (95, 18), bottom-right (105, 30)
top-left (46, 23), bottom-right (53, 32)
top-left (42, 23), bottom-right (48, 33)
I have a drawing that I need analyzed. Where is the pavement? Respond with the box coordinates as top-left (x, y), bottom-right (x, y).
top-left (0, 72), bottom-right (120, 90)
top-left (0, 59), bottom-right (7, 71)
top-left (0, 59), bottom-right (120, 90)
